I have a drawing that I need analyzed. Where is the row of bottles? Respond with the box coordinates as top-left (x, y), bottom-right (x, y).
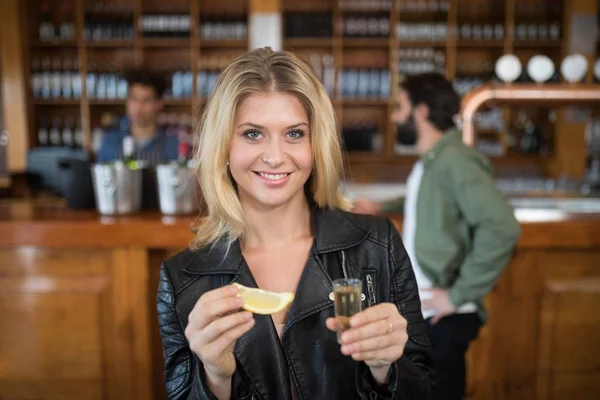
top-left (166, 69), bottom-right (194, 99)
top-left (342, 122), bottom-right (383, 152)
top-left (39, 1), bottom-right (76, 41)
top-left (397, 0), bottom-right (450, 13)
top-left (308, 54), bottom-right (336, 98)
top-left (397, 47), bottom-right (445, 76)
top-left (157, 113), bottom-right (193, 140)
top-left (507, 110), bottom-right (554, 156)
top-left (86, 65), bottom-right (128, 100)
top-left (84, 3), bottom-right (135, 41)
top-left (285, 12), bottom-right (333, 38)
top-left (342, 17), bottom-right (390, 37)
top-left (38, 116), bottom-right (83, 148)
top-left (458, 24), bottom-right (505, 40)
top-left (452, 77), bottom-right (485, 97)
top-left (396, 22), bottom-right (447, 41)
top-left (338, 0), bottom-right (392, 11)
top-left (513, 22), bottom-right (560, 41)
top-left (140, 14), bottom-right (192, 38)
top-left (337, 68), bottom-right (390, 99)
top-left (200, 20), bottom-right (247, 41)
top-left (31, 57), bottom-right (81, 99)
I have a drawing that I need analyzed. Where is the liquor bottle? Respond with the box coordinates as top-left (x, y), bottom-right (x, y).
top-left (51, 58), bottom-right (63, 99)
top-left (49, 117), bottom-right (62, 146)
top-left (62, 58), bottom-right (73, 99)
top-left (117, 71), bottom-right (128, 99)
top-left (38, 118), bottom-right (49, 146)
top-left (74, 119), bottom-right (83, 148)
top-left (91, 124), bottom-right (104, 155)
top-left (86, 63), bottom-right (97, 99)
top-left (121, 135), bottom-right (136, 167)
top-left (31, 57), bottom-right (42, 98)
top-left (62, 117), bottom-right (74, 147)
top-left (39, 1), bottom-right (55, 40)
top-left (41, 57), bottom-right (52, 99)
top-left (72, 59), bottom-right (81, 99)
top-left (59, 1), bottom-right (76, 40)
top-left (177, 140), bottom-right (191, 167)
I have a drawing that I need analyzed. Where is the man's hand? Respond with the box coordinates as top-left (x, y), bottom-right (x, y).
top-left (421, 288), bottom-right (457, 324)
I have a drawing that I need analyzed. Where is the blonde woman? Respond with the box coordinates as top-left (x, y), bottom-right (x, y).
top-left (157, 47), bottom-right (433, 400)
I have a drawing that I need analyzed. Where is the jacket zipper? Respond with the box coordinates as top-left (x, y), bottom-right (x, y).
top-left (341, 250), bottom-right (349, 280)
top-left (340, 250), bottom-right (366, 303)
top-left (366, 274), bottom-right (376, 307)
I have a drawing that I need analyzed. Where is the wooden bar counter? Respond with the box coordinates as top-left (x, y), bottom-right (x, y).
top-left (1, 201), bottom-right (599, 400)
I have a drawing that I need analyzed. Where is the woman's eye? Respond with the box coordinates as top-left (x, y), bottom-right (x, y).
top-left (244, 129), bottom-right (263, 140)
top-left (287, 129), bottom-right (305, 140)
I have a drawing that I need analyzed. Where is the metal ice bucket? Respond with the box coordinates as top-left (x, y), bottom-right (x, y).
top-left (156, 162), bottom-right (197, 215)
top-left (91, 162), bottom-right (143, 215)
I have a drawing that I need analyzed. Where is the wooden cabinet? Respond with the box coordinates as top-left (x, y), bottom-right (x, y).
top-left (0, 207), bottom-right (599, 399)
top-left (0, 247), bottom-right (153, 400)
top-left (465, 250), bottom-right (600, 400)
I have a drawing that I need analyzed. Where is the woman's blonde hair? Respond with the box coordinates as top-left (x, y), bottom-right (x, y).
top-left (192, 47), bottom-right (352, 250)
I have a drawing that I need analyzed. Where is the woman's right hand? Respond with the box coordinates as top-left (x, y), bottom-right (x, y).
top-left (185, 285), bottom-right (255, 382)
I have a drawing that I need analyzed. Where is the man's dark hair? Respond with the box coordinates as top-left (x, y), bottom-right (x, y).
top-left (124, 69), bottom-right (166, 98)
top-left (400, 72), bottom-right (460, 132)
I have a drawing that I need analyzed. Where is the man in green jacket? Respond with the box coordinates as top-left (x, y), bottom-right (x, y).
top-left (353, 73), bottom-right (520, 400)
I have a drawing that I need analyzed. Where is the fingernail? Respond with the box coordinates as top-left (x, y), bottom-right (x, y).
top-left (341, 333), bottom-right (350, 343)
top-left (341, 345), bottom-right (353, 354)
top-left (230, 285), bottom-right (239, 294)
top-left (236, 297), bottom-right (244, 306)
top-left (243, 312), bottom-right (253, 320)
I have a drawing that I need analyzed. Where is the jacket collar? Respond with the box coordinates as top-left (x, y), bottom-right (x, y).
top-left (420, 127), bottom-right (461, 167)
top-left (183, 207), bottom-right (369, 275)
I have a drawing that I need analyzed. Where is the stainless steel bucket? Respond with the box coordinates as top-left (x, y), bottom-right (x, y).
top-left (156, 163), bottom-right (197, 215)
top-left (91, 163), bottom-right (143, 215)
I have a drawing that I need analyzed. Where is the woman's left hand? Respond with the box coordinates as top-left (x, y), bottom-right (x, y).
top-left (326, 303), bottom-right (408, 384)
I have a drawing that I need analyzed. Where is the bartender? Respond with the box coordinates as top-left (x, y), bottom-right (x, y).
top-left (95, 69), bottom-right (179, 164)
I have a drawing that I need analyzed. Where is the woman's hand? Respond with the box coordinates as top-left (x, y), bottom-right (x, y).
top-left (185, 285), bottom-right (255, 383)
top-left (326, 303), bottom-right (407, 385)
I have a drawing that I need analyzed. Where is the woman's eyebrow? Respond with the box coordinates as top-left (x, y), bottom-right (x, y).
top-left (236, 122), bottom-right (309, 129)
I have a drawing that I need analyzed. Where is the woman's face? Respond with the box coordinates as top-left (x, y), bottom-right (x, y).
top-left (229, 92), bottom-right (313, 210)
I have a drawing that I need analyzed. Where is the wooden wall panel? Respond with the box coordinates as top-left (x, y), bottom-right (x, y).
top-left (0, 0), bottom-right (29, 172)
top-left (466, 250), bottom-right (600, 400)
top-left (0, 247), bottom-right (153, 400)
top-left (537, 279), bottom-right (600, 400)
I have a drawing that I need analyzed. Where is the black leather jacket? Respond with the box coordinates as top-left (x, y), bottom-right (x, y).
top-left (158, 208), bottom-right (434, 399)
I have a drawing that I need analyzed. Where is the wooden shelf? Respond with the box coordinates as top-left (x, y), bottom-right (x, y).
top-left (395, 40), bottom-right (446, 47)
top-left (200, 39), bottom-right (248, 48)
top-left (30, 39), bottom-right (78, 48)
top-left (141, 38), bottom-right (191, 48)
top-left (457, 39), bottom-right (504, 48)
top-left (346, 153), bottom-right (388, 162)
top-left (513, 40), bottom-right (563, 48)
top-left (342, 38), bottom-right (390, 48)
top-left (85, 40), bottom-right (135, 48)
top-left (283, 38), bottom-right (333, 48)
top-left (89, 99), bottom-right (193, 106)
top-left (89, 99), bottom-right (126, 105)
top-left (338, 99), bottom-right (389, 106)
top-left (32, 99), bottom-right (81, 106)
top-left (162, 99), bottom-right (193, 106)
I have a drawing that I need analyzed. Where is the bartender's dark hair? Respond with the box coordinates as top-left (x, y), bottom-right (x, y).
top-left (124, 69), bottom-right (166, 98)
top-left (400, 72), bottom-right (460, 132)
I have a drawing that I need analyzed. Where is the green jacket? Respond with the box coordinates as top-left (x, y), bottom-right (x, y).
top-left (381, 128), bottom-right (521, 321)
